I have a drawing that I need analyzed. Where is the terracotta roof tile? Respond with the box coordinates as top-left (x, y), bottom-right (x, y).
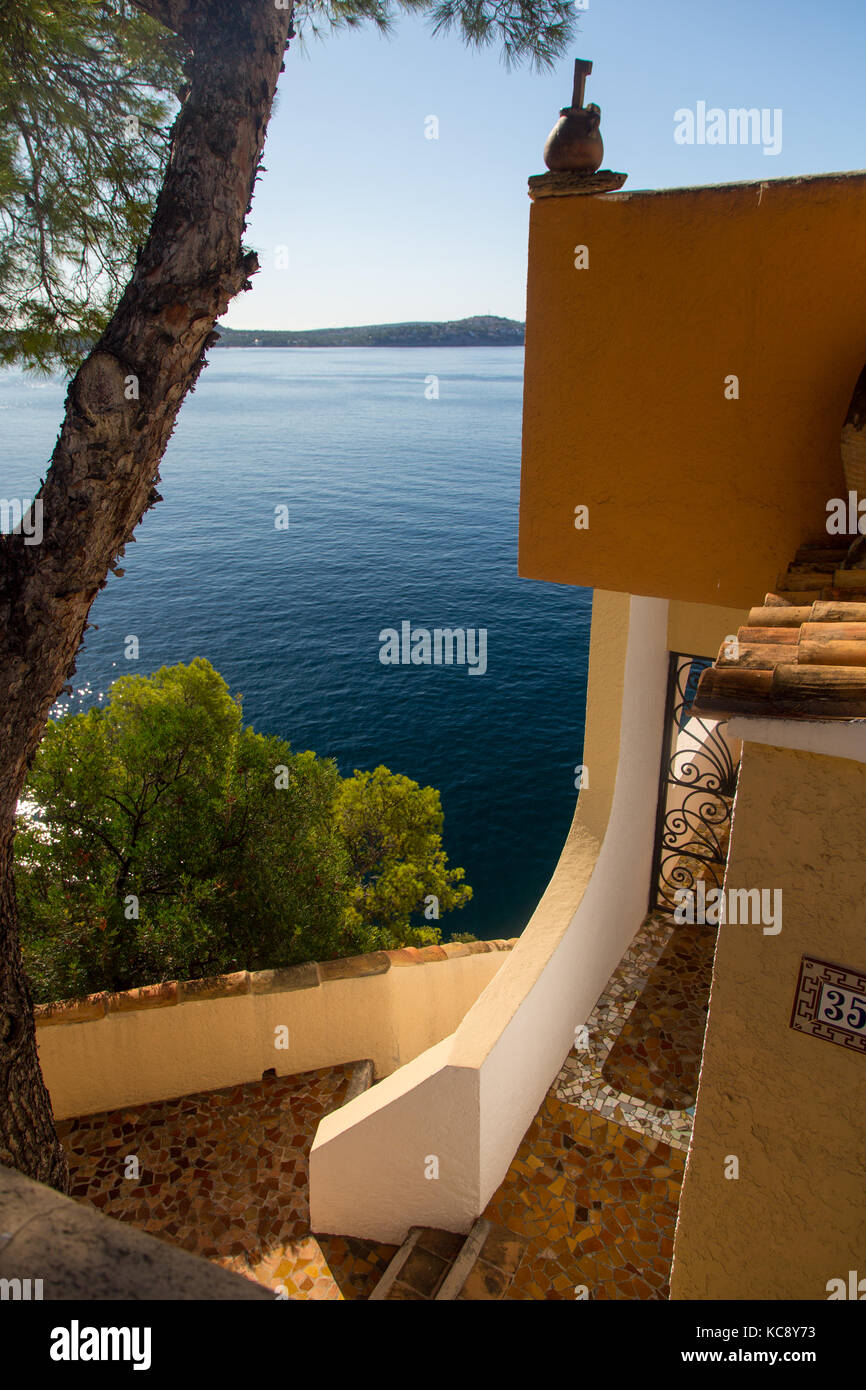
top-left (694, 542), bottom-right (866, 720)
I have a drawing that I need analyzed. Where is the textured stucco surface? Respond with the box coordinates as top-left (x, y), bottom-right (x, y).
top-left (519, 172), bottom-right (866, 607)
top-left (668, 600), bottom-right (750, 661)
top-left (671, 741), bottom-right (866, 1299)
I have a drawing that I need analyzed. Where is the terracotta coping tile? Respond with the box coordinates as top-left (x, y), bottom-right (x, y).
top-left (318, 951), bottom-right (391, 981)
top-left (408, 945), bottom-right (448, 964)
top-left (36, 935), bottom-right (519, 1024)
top-left (35, 993), bottom-right (108, 1027)
top-left (177, 971), bottom-right (251, 1003)
top-left (250, 963), bottom-right (320, 995)
top-left (385, 947), bottom-right (424, 966)
top-left (107, 981), bottom-right (178, 1014)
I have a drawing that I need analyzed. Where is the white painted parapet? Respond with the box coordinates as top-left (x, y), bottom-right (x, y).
top-left (310, 593), bottom-right (671, 1242)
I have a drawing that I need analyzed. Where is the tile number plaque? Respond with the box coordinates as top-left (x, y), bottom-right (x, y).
top-left (790, 956), bottom-right (866, 1054)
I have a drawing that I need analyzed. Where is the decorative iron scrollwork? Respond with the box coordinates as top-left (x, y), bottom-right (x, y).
top-left (650, 653), bottom-right (739, 914)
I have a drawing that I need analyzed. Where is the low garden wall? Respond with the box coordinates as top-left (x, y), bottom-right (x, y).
top-left (35, 939), bottom-right (514, 1120)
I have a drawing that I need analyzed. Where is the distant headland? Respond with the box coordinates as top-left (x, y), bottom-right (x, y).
top-left (213, 315), bottom-right (525, 348)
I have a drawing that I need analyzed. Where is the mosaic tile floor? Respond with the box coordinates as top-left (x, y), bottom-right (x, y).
top-left (554, 911), bottom-right (696, 1149)
top-left (481, 1092), bottom-right (684, 1300)
top-left (58, 1065), bottom-right (396, 1300)
top-left (602, 920), bottom-right (717, 1109)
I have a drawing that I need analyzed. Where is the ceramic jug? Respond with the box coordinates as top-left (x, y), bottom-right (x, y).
top-left (543, 102), bottom-right (604, 173)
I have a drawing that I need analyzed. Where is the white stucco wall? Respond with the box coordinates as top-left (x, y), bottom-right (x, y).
top-left (310, 594), bottom-right (671, 1241)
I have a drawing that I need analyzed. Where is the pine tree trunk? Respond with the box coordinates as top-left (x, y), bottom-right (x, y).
top-left (0, 0), bottom-right (293, 1189)
top-left (0, 827), bottom-right (69, 1188)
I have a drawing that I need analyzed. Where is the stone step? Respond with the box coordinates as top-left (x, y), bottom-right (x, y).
top-left (367, 1218), bottom-right (528, 1300)
top-left (368, 1226), bottom-right (463, 1300)
top-left (368, 1228), bottom-right (422, 1300)
top-left (451, 1221), bottom-right (531, 1300)
top-left (436, 1219), bottom-right (491, 1299)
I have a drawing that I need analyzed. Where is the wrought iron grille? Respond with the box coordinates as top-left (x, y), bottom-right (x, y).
top-left (649, 651), bottom-right (740, 914)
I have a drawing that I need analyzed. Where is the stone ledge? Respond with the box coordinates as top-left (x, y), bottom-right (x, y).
top-left (34, 938), bottom-right (518, 1025)
top-left (528, 169), bottom-right (628, 200)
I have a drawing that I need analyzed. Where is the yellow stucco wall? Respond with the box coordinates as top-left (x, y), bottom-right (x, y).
top-left (671, 741), bottom-right (866, 1299)
top-left (573, 587), bottom-right (629, 843)
top-left (519, 172), bottom-right (866, 608)
top-left (36, 951), bottom-right (510, 1120)
top-left (668, 599), bottom-right (749, 660)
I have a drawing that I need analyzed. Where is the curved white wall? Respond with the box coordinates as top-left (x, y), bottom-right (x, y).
top-left (310, 594), bottom-right (671, 1242)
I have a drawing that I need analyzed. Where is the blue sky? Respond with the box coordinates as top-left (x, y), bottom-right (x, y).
top-left (226, 0), bottom-right (866, 330)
